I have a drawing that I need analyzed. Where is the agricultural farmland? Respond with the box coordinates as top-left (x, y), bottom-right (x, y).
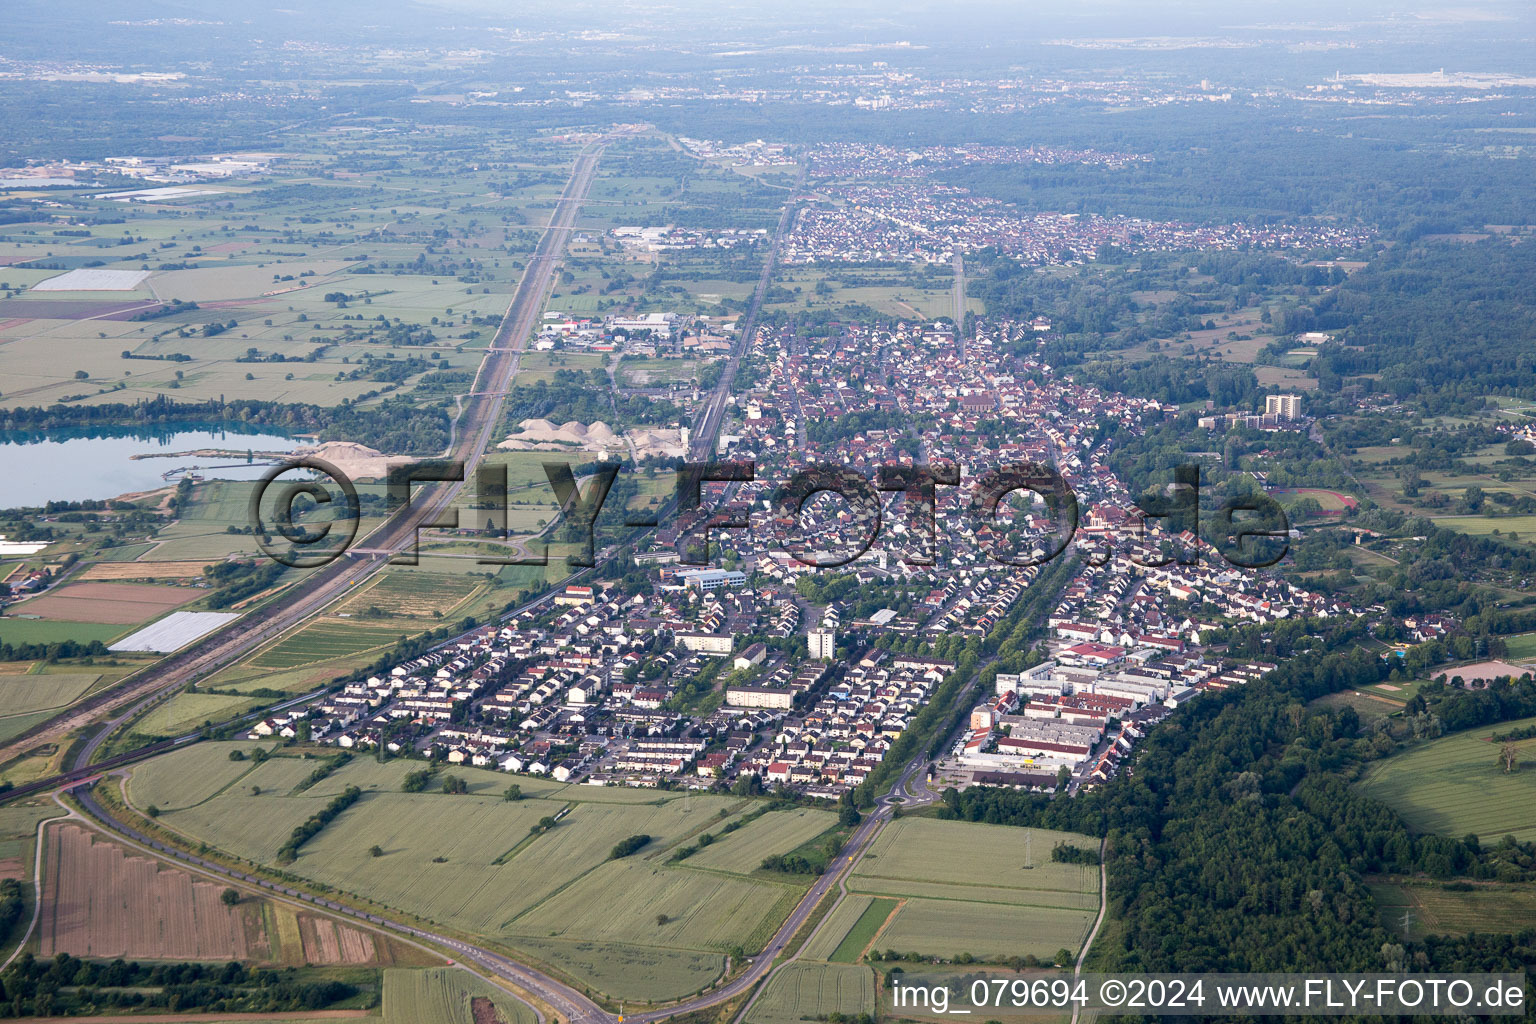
top-left (40, 818), bottom-right (423, 965)
top-left (1371, 878), bottom-right (1536, 941)
top-left (682, 806), bottom-right (838, 874)
top-left (828, 898), bottom-right (898, 963)
top-left (40, 823), bottom-right (263, 960)
top-left (800, 895), bottom-right (876, 962)
top-left (845, 818), bottom-right (1099, 961)
top-left (1355, 715), bottom-right (1536, 843)
top-left (128, 753), bottom-right (830, 1001)
top-left (9, 581), bottom-right (199, 624)
top-left (382, 968), bottom-right (538, 1024)
top-left (745, 963), bottom-right (876, 1024)
top-left (0, 801), bottom-right (64, 884)
top-left (124, 741), bottom-right (280, 812)
top-left (0, 671), bottom-right (103, 717)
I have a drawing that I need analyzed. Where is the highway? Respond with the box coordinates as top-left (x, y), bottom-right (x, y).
top-left (15, 149), bottom-right (961, 1024)
top-left (0, 139), bottom-right (608, 772)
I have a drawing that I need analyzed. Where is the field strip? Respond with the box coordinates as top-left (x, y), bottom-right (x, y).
top-left (846, 885), bottom-right (1091, 910)
top-left (829, 897), bottom-right (900, 963)
top-left (851, 871), bottom-right (1096, 894)
top-left (27, 1014), bottom-right (376, 1022)
top-left (490, 803), bottom-right (573, 866)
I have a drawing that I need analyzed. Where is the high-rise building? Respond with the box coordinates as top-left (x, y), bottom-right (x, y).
top-left (1266, 394), bottom-right (1302, 421)
top-left (809, 628), bottom-right (836, 661)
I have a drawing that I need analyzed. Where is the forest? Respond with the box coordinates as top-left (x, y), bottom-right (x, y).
top-left (1295, 240), bottom-right (1536, 401)
top-left (0, 395), bottom-right (451, 455)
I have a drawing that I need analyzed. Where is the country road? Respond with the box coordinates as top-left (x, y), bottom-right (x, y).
top-left (12, 147), bottom-right (952, 1024)
top-left (65, 741), bottom-right (940, 1024)
top-left (0, 138), bottom-right (611, 771)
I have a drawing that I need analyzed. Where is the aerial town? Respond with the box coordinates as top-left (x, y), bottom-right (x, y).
top-left (272, 312), bottom-right (1348, 799)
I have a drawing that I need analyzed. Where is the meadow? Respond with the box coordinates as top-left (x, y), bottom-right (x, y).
top-left (828, 898), bottom-right (898, 963)
top-left (799, 894), bottom-right (876, 962)
top-left (1370, 878), bottom-right (1536, 940)
top-left (1355, 715), bottom-right (1536, 843)
top-left (130, 750), bottom-right (829, 1002)
top-left (746, 963), bottom-right (876, 1024)
top-left (845, 818), bottom-right (1100, 961)
top-left (382, 969), bottom-right (538, 1024)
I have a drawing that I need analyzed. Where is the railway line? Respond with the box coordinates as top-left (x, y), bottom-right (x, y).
top-left (0, 139), bottom-right (608, 774)
top-left (1, 141), bottom-right (926, 1024)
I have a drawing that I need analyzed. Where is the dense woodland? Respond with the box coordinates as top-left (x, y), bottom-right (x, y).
top-left (0, 395), bottom-right (451, 455)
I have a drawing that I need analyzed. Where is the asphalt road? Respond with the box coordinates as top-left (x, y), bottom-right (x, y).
top-left (34, 150), bottom-right (955, 1024)
top-left (64, 742), bottom-right (939, 1024)
top-left (686, 169), bottom-right (801, 463)
top-left (0, 139), bottom-right (612, 775)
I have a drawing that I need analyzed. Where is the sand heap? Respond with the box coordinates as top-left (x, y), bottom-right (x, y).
top-left (291, 441), bottom-right (411, 482)
top-left (499, 419), bottom-right (686, 458)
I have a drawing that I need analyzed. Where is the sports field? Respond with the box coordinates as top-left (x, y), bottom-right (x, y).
top-left (1355, 715), bottom-right (1536, 843)
top-left (745, 963), bottom-right (875, 1024)
top-left (129, 751), bottom-right (826, 1001)
top-left (845, 818), bottom-right (1100, 961)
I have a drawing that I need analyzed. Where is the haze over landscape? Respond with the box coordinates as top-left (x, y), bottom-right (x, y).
top-left (2, 2), bottom-right (1536, 1022)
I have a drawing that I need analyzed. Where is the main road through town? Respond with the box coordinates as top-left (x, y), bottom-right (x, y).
top-left (40, 150), bottom-right (948, 1024)
top-left (0, 138), bottom-right (611, 770)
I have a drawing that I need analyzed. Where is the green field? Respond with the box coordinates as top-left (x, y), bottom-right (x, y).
top-left (1430, 514), bottom-right (1536, 545)
top-left (251, 621), bottom-right (417, 669)
top-left (1355, 716), bottom-right (1536, 843)
top-left (0, 672), bottom-right (101, 716)
top-left (873, 898), bottom-right (1094, 962)
top-left (800, 895), bottom-right (875, 962)
top-left (1502, 632), bottom-right (1536, 663)
top-left (746, 963), bottom-right (875, 1024)
top-left (828, 897), bottom-right (898, 963)
top-left (0, 709), bottom-right (61, 746)
top-left (132, 692), bottom-right (265, 738)
top-left (130, 752), bottom-right (824, 1001)
top-left (846, 818), bottom-right (1099, 961)
top-left (0, 801), bottom-right (65, 862)
top-left (383, 968), bottom-right (538, 1024)
top-left (1370, 878), bottom-right (1536, 940)
top-left (0, 619), bottom-right (127, 646)
top-left (125, 740), bottom-right (283, 811)
top-left (683, 807), bottom-right (837, 874)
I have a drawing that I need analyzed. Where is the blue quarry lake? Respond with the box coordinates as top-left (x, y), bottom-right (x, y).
top-left (0, 425), bottom-right (301, 508)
